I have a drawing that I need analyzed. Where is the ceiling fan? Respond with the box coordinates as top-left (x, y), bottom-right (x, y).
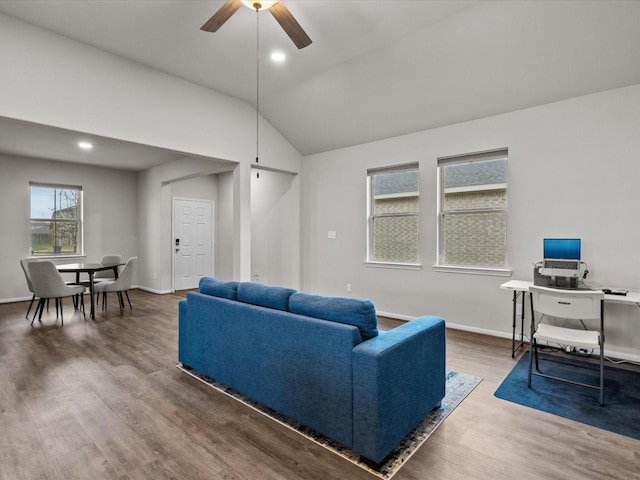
top-left (201, 0), bottom-right (312, 49)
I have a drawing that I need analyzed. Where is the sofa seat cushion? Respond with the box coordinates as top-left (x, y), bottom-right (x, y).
top-left (199, 277), bottom-right (239, 300)
top-left (289, 293), bottom-right (379, 340)
top-left (237, 282), bottom-right (297, 311)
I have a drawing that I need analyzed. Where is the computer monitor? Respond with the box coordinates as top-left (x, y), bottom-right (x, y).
top-left (543, 238), bottom-right (581, 260)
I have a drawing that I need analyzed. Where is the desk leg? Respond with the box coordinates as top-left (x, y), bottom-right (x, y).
top-left (520, 292), bottom-right (525, 349)
top-left (511, 290), bottom-right (525, 357)
top-left (75, 272), bottom-right (81, 309)
top-left (511, 291), bottom-right (517, 357)
top-left (89, 272), bottom-right (95, 319)
top-left (528, 292), bottom-right (535, 387)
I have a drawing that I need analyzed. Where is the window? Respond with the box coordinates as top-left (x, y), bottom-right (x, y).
top-left (437, 149), bottom-right (508, 271)
top-left (29, 183), bottom-right (83, 256)
top-left (367, 163), bottom-right (419, 265)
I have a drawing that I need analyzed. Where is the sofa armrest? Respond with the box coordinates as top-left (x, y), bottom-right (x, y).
top-left (177, 298), bottom-right (190, 365)
top-left (351, 315), bottom-right (446, 463)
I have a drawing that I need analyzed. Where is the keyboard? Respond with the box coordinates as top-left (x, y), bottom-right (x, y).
top-left (602, 288), bottom-right (628, 296)
top-left (544, 260), bottom-right (579, 270)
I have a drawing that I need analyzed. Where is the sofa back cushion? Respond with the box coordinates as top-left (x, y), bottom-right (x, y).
top-left (289, 293), bottom-right (379, 341)
top-left (237, 282), bottom-right (297, 311)
top-left (179, 291), bottom-right (360, 447)
top-left (199, 277), bottom-right (239, 300)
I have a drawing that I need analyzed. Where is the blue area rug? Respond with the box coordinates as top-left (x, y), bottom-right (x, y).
top-left (178, 365), bottom-right (481, 478)
top-left (495, 351), bottom-right (640, 440)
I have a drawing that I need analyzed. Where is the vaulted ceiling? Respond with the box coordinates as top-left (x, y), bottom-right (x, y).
top-left (1, 0), bottom-right (640, 167)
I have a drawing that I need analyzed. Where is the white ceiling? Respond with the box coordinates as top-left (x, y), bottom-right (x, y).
top-left (1, 0), bottom-right (640, 168)
top-left (0, 117), bottom-right (188, 171)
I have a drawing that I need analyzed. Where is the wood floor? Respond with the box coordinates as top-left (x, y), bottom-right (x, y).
top-left (1, 290), bottom-right (639, 480)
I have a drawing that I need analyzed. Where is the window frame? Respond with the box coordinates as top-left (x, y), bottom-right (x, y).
top-left (366, 162), bottom-right (421, 270)
top-left (29, 182), bottom-right (84, 258)
top-left (435, 149), bottom-right (511, 276)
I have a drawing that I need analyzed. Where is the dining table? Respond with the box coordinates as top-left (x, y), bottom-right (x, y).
top-left (56, 262), bottom-right (123, 319)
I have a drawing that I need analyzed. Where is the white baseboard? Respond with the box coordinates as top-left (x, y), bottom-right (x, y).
top-left (378, 310), bottom-right (514, 338)
top-left (4, 298), bottom-right (640, 364)
top-left (378, 311), bottom-right (640, 365)
top-left (376, 310), bottom-right (415, 322)
top-left (134, 285), bottom-right (173, 295)
top-left (0, 295), bottom-right (32, 304)
top-left (0, 285), bottom-right (170, 304)
top-left (445, 320), bottom-right (514, 339)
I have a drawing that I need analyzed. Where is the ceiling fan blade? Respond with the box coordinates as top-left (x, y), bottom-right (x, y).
top-left (269, 1), bottom-right (312, 49)
top-left (201, 0), bottom-right (242, 32)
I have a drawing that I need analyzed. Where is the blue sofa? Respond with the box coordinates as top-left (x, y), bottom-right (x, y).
top-left (178, 278), bottom-right (446, 464)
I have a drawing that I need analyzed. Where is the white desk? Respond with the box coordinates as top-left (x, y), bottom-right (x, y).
top-left (500, 280), bottom-right (640, 357)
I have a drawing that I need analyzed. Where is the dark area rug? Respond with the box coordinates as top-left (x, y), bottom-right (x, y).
top-left (178, 365), bottom-right (481, 478)
top-left (495, 351), bottom-right (640, 440)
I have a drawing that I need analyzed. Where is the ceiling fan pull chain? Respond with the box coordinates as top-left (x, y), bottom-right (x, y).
top-left (255, 7), bottom-right (260, 179)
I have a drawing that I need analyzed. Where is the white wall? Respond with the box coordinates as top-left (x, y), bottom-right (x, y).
top-left (251, 169), bottom-right (301, 289)
top-left (171, 174), bottom-right (218, 201)
top-left (302, 85), bottom-right (640, 360)
top-left (0, 13), bottom-right (303, 290)
top-left (0, 154), bottom-right (138, 301)
top-left (0, 14), bottom-right (301, 175)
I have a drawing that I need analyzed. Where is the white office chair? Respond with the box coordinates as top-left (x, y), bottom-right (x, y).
top-left (528, 285), bottom-right (605, 405)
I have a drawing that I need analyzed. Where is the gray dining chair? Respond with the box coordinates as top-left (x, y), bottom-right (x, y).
top-left (20, 257), bottom-right (40, 319)
top-left (94, 254), bottom-right (122, 302)
top-left (28, 261), bottom-right (86, 326)
top-left (95, 254), bottom-right (122, 280)
top-left (94, 256), bottom-right (137, 314)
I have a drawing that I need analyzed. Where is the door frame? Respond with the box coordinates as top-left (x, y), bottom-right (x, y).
top-left (171, 196), bottom-right (215, 292)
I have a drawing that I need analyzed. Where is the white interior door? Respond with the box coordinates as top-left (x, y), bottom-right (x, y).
top-left (173, 198), bottom-right (213, 290)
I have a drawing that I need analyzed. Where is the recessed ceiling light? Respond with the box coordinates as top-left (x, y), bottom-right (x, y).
top-left (78, 141), bottom-right (93, 150)
top-left (271, 51), bottom-right (286, 63)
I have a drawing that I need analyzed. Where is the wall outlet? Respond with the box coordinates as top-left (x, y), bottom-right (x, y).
top-left (346, 283), bottom-right (352, 293)
top-left (153, 272), bottom-right (157, 280)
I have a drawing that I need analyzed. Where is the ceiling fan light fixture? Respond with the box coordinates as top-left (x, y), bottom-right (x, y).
top-left (241, 0), bottom-right (278, 11)
top-left (202, 0), bottom-right (311, 49)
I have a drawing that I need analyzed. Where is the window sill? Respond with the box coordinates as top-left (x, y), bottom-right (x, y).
top-left (433, 264), bottom-right (512, 277)
top-left (32, 254), bottom-right (86, 261)
top-left (365, 261), bottom-right (422, 271)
